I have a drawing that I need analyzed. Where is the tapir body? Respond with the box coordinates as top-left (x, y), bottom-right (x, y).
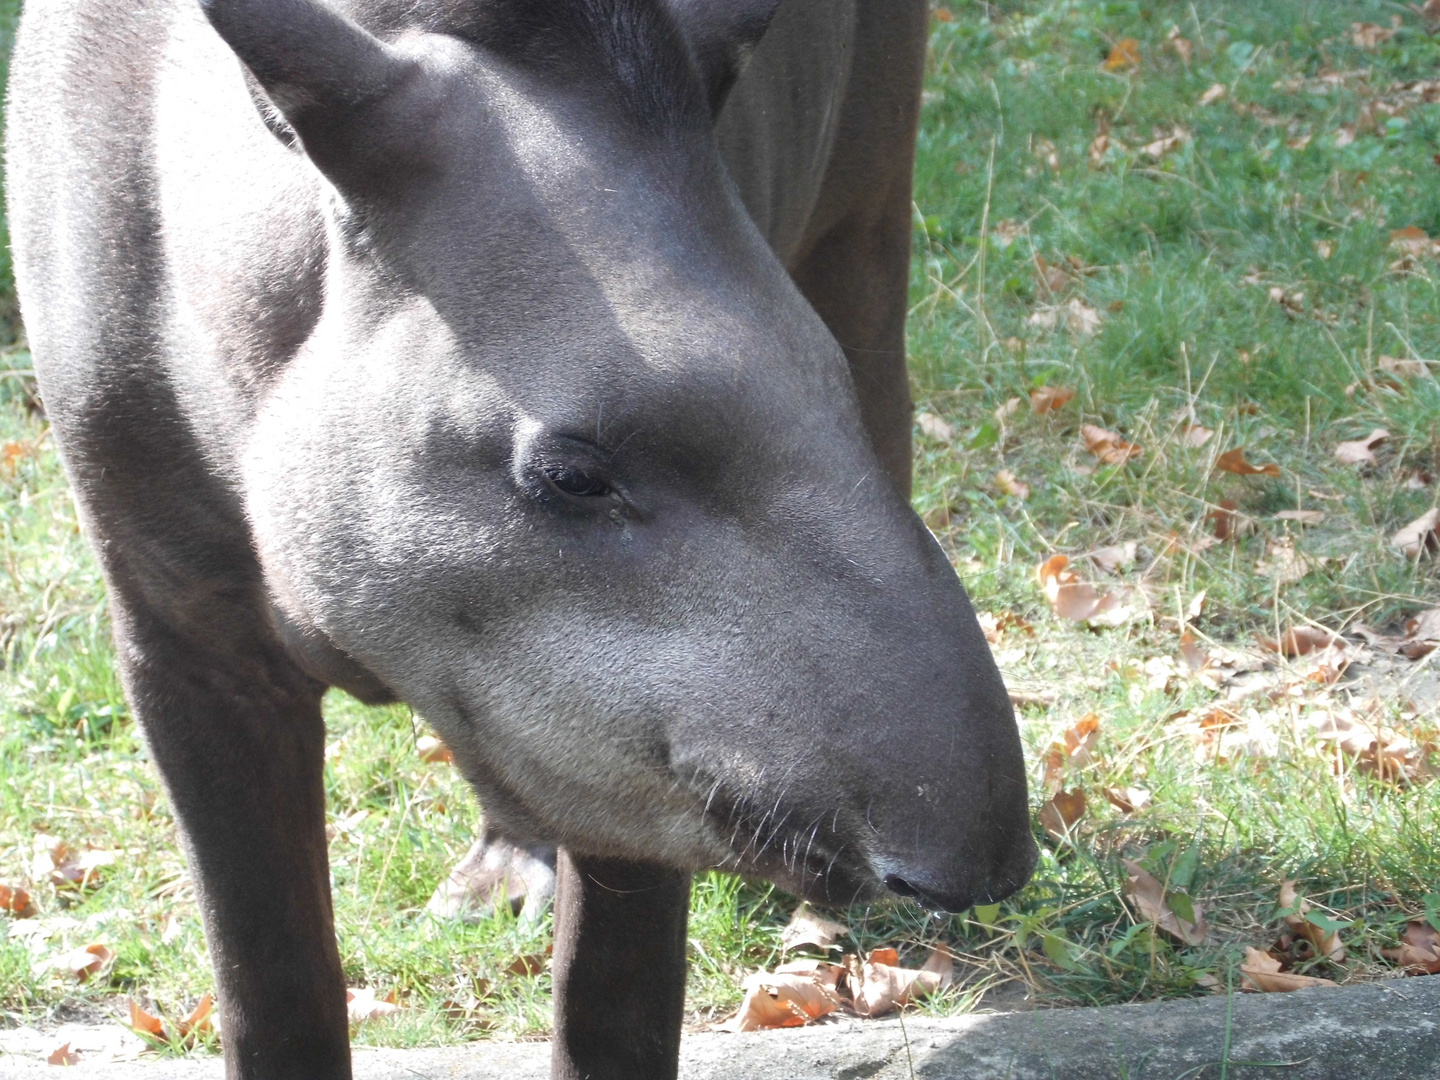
top-left (6, 0), bottom-right (1036, 1076)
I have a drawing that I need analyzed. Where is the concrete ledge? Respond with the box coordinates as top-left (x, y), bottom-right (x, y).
top-left (2, 976), bottom-right (1436, 1079)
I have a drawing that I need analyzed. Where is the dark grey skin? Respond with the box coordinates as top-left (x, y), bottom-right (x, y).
top-left (6, 0), bottom-right (1038, 1077)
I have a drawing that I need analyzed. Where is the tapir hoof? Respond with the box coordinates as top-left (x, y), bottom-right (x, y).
top-left (426, 828), bottom-right (558, 922)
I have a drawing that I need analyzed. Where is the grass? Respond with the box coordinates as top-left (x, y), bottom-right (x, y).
top-left (1, 0), bottom-right (1438, 1055)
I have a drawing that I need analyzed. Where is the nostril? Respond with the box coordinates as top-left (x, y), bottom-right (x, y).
top-left (883, 874), bottom-right (920, 899)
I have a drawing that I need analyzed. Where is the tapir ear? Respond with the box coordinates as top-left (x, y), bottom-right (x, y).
top-left (666, 0), bottom-right (784, 116)
top-left (200, 0), bottom-right (417, 180)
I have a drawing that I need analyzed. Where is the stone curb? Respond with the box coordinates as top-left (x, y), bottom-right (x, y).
top-left (2, 976), bottom-right (1436, 1079)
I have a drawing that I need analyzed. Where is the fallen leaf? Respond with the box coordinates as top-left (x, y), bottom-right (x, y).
top-left (1178, 632), bottom-right (1208, 674)
top-left (1239, 946), bottom-right (1337, 992)
top-left (1166, 26), bottom-right (1193, 64)
top-left (1255, 538), bottom-right (1320, 584)
top-left (1036, 554), bottom-right (1143, 625)
top-left (506, 953), bottom-right (547, 977)
top-left (1080, 424), bottom-right (1142, 465)
top-left (995, 396), bottom-right (1022, 422)
top-left (347, 986), bottom-right (401, 1023)
top-left (916, 412), bottom-right (954, 442)
top-left (1216, 448), bottom-right (1281, 477)
top-left (0, 883), bottom-right (34, 916)
top-left (1038, 788), bottom-right (1086, 840)
top-left (416, 735), bottom-right (452, 764)
top-left (1313, 239), bottom-right (1335, 260)
top-left (1392, 508), bottom-right (1439, 558)
top-left (1279, 881), bottom-right (1345, 963)
top-left (1030, 384), bottom-right (1076, 414)
top-left (992, 219), bottom-right (1023, 250)
top-left (1352, 21), bottom-right (1397, 49)
top-left (919, 946), bottom-right (956, 990)
top-left (1334, 125), bottom-right (1357, 148)
top-left (128, 1000), bottom-right (167, 1039)
top-left (178, 994), bottom-right (215, 1040)
top-left (1272, 510), bottom-right (1325, 525)
top-left (1383, 920), bottom-right (1440, 974)
top-left (1103, 786), bottom-right (1151, 814)
top-left (1064, 713), bottom-right (1102, 766)
top-left (1209, 499), bottom-right (1240, 541)
top-left (724, 967), bottom-right (840, 1030)
top-left (1142, 126), bottom-right (1189, 159)
top-left (1378, 355), bottom-right (1434, 378)
top-left (1199, 82), bottom-right (1227, 105)
top-left (1181, 423), bottom-right (1214, 448)
top-left (1063, 298), bottom-right (1103, 338)
top-left (994, 469), bottom-right (1030, 501)
top-left (1122, 859), bottom-right (1207, 945)
top-left (1406, 608), bottom-right (1440, 642)
top-left (976, 610), bottom-right (1034, 644)
top-left (54, 943), bottom-right (114, 982)
top-left (1033, 254), bottom-right (1069, 295)
top-left (1088, 542), bottom-right (1137, 574)
top-left (46, 1042), bottom-right (79, 1066)
top-left (780, 904), bottom-right (848, 954)
top-left (1267, 286), bottom-right (1304, 316)
top-left (1390, 225), bottom-right (1438, 260)
top-left (1333, 428), bottom-right (1389, 466)
top-left (1103, 37), bottom-right (1141, 71)
top-left (1258, 626), bottom-right (1342, 657)
top-left (848, 949), bottom-right (946, 1017)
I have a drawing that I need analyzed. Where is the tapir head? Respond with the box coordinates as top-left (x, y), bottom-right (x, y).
top-left (210, 0), bottom-right (1036, 911)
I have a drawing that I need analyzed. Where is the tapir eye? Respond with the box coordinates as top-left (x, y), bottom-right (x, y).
top-left (541, 463), bottom-right (611, 499)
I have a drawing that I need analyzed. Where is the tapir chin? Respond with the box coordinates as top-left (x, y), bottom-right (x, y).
top-left (6, 0), bottom-right (1037, 1075)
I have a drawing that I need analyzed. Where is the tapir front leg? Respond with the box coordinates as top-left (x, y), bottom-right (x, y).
top-left (551, 853), bottom-right (691, 1080)
top-left (112, 593), bottom-right (351, 1079)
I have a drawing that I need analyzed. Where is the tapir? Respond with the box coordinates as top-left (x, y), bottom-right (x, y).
top-left (6, 0), bottom-right (1038, 1076)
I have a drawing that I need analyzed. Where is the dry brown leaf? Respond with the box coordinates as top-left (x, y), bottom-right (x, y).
top-left (995, 396), bottom-right (1022, 422)
top-left (1166, 26), bottom-right (1193, 64)
top-left (724, 968), bottom-right (840, 1030)
top-left (1088, 542), bottom-right (1137, 574)
top-left (1180, 423), bottom-right (1214, 448)
top-left (1279, 881), bottom-right (1345, 963)
top-left (1208, 499), bottom-right (1240, 541)
top-left (506, 953), bottom-right (547, 977)
top-left (1258, 626), bottom-right (1342, 658)
top-left (54, 943), bottom-right (114, 983)
top-left (1103, 37), bottom-right (1141, 71)
top-left (347, 986), bottom-right (401, 1023)
top-left (1178, 631), bottom-right (1208, 673)
top-left (780, 904), bottom-right (849, 954)
top-left (1255, 538), bottom-right (1319, 584)
top-left (416, 735), bottom-right (452, 764)
top-left (1392, 508), bottom-right (1439, 558)
top-left (1080, 424), bottom-right (1142, 464)
top-left (1333, 428), bottom-right (1389, 466)
top-left (0, 883), bottom-right (34, 916)
top-left (1122, 859), bottom-right (1208, 945)
top-left (993, 219), bottom-right (1023, 250)
top-left (1272, 510), bottom-right (1324, 525)
top-left (47, 1042), bottom-right (79, 1067)
top-left (1033, 254), bottom-right (1070, 295)
top-left (916, 412), bottom-right (954, 442)
top-left (994, 469), bottom-right (1031, 501)
top-left (919, 946), bottom-right (955, 990)
top-left (1038, 788), bottom-right (1086, 840)
top-left (128, 1000), bottom-right (166, 1039)
top-left (1352, 22), bottom-right (1397, 49)
top-left (1036, 555), bottom-right (1142, 625)
top-left (1378, 355), bottom-right (1434, 378)
top-left (1313, 239), bottom-right (1335, 260)
top-left (1064, 713), bottom-right (1102, 766)
top-left (1030, 384), bottom-right (1076, 414)
top-left (1406, 608), bottom-right (1440, 641)
top-left (176, 993), bottom-right (216, 1040)
top-left (1383, 920), bottom-right (1440, 974)
top-left (1199, 82), bottom-right (1227, 105)
top-left (1239, 946), bottom-right (1338, 992)
top-left (1103, 786), bottom-right (1151, 814)
top-left (1142, 126), bottom-right (1189, 159)
top-left (1216, 447), bottom-right (1281, 477)
top-left (848, 949), bottom-right (946, 1017)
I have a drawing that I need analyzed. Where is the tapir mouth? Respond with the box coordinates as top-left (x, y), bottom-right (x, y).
top-left (693, 777), bottom-right (884, 907)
